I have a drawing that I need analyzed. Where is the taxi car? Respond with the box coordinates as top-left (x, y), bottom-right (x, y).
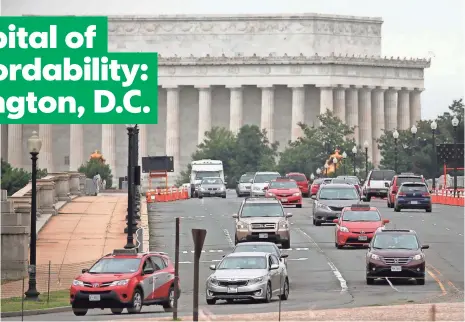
top-left (265, 177), bottom-right (302, 208)
top-left (70, 249), bottom-right (180, 316)
top-left (333, 204), bottom-right (389, 249)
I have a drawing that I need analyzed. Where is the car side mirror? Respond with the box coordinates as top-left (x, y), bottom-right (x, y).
top-left (222, 254), bottom-right (225, 258)
top-left (384, 182), bottom-right (390, 188)
top-left (81, 268), bottom-right (88, 274)
top-left (333, 219), bottom-right (339, 224)
top-left (311, 195), bottom-right (316, 199)
top-left (232, 214), bottom-right (238, 219)
top-left (382, 219), bottom-right (390, 224)
top-left (143, 267), bottom-right (155, 275)
top-left (209, 264), bottom-right (216, 270)
top-left (224, 182), bottom-right (227, 185)
top-left (285, 213), bottom-right (293, 218)
top-left (280, 254), bottom-right (288, 258)
top-left (421, 245), bottom-right (429, 249)
top-left (270, 264), bottom-right (279, 270)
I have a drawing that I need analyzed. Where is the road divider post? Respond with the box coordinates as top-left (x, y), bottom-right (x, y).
top-left (173, 217), bottom-right (180, 320)
top-left (192, 229), bottom-right (207, 322)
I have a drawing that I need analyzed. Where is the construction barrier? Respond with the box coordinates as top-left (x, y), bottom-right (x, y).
top-left (431, 189), bottom-right (464, 206)
top-left (146, 186), bottom-right (189, 203)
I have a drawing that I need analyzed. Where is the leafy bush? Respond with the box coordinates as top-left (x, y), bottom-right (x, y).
top-left (78, 158), bottom-right (113, 189)
top-left (1, 159), bottom-right (48, 196)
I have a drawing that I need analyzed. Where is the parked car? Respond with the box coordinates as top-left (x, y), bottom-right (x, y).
top-left (198, 177), bottom-right (227, 199)
top-left (265, 177), bottom-right (303, 208)
top-left (386, 173), bottom-right (424, 208)
top-left (394, 182), bottom-right (432, 212)
top-left (361, 170), bottom-right (396, 201)
top-left (236, 172), bottom-right (256, 197)
top-left (366, 229), bottom-right (429, 285)
top-left (70, 249), bottom-right (179, 316)
top-left (285, 172), bottom-right (310, 197)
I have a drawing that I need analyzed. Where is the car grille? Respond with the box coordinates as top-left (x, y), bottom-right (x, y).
top-left (83, 281), bottom-right (113, 288)
top-left (352, 231), bottom-right (375, 234)
top-left (218, 280), bottom-right (249, 287)
top-left (328, 206), bottom-right (344, 211)
top-left (383, 257), bottom-right (411, 265)
top-left (251, 223), bottom-right (276, 230)
top-left (208, 188), bottom-right (218, 191)
top-left (277, 193), bottom-right (292, 197)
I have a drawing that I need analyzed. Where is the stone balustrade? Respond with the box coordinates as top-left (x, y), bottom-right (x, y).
top-left (1, 171), bottom-right (87, 282)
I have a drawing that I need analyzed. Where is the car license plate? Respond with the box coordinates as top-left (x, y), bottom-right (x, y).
top-left (411, 201), bottom-right (418, 204)
top-left (391, 266), bottom-right (402, 272)
top-left (358, 235), bottom-right (368, 241)
top-left (89, 294), bottom-right (101, 301)
top-left (259, 233), bottom-right (268, 239)
top-left (281, 198), bottom-right (288, 202)
top-left (227, 286), bottom-right (238, 293)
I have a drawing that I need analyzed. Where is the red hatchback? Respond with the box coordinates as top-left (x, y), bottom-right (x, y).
top-left (70, 249), bottom-right (179, 316)
top-left (387, 173), bottom-right (424, 208)
top-left (285, 172), bottom-right (310, 197)
top-left (265, 177), bottom-right (303, 208)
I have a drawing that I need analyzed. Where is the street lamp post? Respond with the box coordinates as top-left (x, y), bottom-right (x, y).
top-left (342, 152), bottom-right (347, 175)
top-left (332, 157), bottom-right (338, 176)
top-left (316, 168), bottom-right (321, 178)
top-left (324, 163), bottom-right (329, 177)
top-left (363, 141), bottom-right (369, 178)
top-left (452, 116), bottom-right (459, 197)
top-left (431, 121), bottom-right (437, 190)
top-left (25, 131), bottom-right (42, 300)
top-left (393, 130), bottom-right (399, 173)
top-left (411, 125), bottom-right (418, 172)
top-left (125, 124), bottom-right (136, 249)
top-left (351, 146), bottom-right (357, 176)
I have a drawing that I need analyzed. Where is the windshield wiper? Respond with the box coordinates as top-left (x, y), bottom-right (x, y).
top-left (337, 198), bottom-right (358, 200)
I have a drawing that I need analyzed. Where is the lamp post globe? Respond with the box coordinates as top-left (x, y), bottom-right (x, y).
top-left (341, 151), bottom-right (347, 175)
top-left (316, 168), bottom-right (321, 175)
top-left (352, 146), bottom-right (357, 154)
top-left (411, 125), bottom-right (417, 135)
top-left (393, 130), bottom-right (399, 139)
top-left (363, 141), bottom-right (369, 149)
top-left (332, 157), bottom-right (338, 164)
top-left (342, 152), bottom-right (347, 159)
top-left (310, 173), bottom-right (315, 180)
top-left (452, 116), bottom-right (459, 127)
top-left (27, 131), bottom-right (42, 154)
top-left (431, 121), bottom-right (437, 130)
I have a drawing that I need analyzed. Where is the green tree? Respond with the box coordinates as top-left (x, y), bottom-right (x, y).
top-left (78, 158), bottom-right (113, 188)
top-left (1, 159), bottom-right (48, 196)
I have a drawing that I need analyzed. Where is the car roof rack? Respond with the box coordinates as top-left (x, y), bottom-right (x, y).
top-left (378, 229), bottom-right (413, 232)
top-left (112, 248), bottom-right (138, 255)
top-left (350, 204), bottom-right (370, 208)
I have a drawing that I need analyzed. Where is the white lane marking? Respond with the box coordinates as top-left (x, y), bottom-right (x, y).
top-left (296, 228), bottom-right (348, 293)
top-left (295, 247), bottom-right (309, 251)
top-left (459, 233), bottom-right (463, 236)
top-left (433, 223), bottom-right (437, 226)
top-left (288, 258), bottom-right (308, 261)
top-left (181, 248), bottom-right (314, 254)
top-left (182, 251), bottom-right (188, 254)
top-left (446, 228), bottom-right (450, 231)
top-left (223, 229), bottom-right (235, 247)
top-left (385, 277), bottom-right (401, 292)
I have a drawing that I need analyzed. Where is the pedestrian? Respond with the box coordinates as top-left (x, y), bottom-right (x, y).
top-left (93, 173), bottom-right (101, 196)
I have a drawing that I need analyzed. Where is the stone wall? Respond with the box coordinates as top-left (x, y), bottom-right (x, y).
top-left (0, 172), bottom-right (86, 281)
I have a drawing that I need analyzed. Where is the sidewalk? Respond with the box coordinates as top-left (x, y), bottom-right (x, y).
top-left (1, 195), bottom-right (128, 298)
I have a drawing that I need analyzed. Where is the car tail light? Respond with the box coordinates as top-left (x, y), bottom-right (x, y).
top-left (397, 192), bottom-right (406, 196)
top-left (422, 192), bottom-right (430, 197)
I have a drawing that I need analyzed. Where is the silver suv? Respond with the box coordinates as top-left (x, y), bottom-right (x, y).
top-left (250, 172), bottom-right (280, 197)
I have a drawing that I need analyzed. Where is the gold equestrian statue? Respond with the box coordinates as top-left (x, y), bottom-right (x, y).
top-left (90, 150), bottom-right (106, 163)
top-left (324, 149), bottom-right (343, 174)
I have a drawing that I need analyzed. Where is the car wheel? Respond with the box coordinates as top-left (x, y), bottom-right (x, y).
top-left (426, 207), bottom-right (432, 213)
top-left (72, 308), bottom-right (88, 316)
top-left (127, 288), bottom-right (143, 314)
top-left (162, 286), bottom-right (175, 312)
top-left (416, 278), bottom-right (425, 285)
top-left (263, 282), bottom-right (272, 303)
top-left (335, 243), bottom-right (343, 249)
top-left (366, 196), bottom-right (371, 202)
top-left (222, 195), bottom-right (226, 199)
top-left (394, 206), bottom-right (401, 212)
top-left (198, 195), bottom-right (203, 199)
top-left (234, 235), bottom-right (239, 245)
top-left (282, 240), bottom-right (291, 249)
top-left (280, 278), bottom-right (289, 301)
top-left (314, 220), bottom-right (321, 226)
top-left (111, 308), bottom-right (123, 314)
top-left (226, 299), bottom-right (234, 304)
top-left (296, 204), bottom-right (302, 208)
top-left (366, 277), bottom-right (375, 285)
top-left (206, 299), bottom-right (216, 305)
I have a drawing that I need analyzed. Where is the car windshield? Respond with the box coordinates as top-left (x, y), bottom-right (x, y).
top-left (88, 258), bottom-right (141, 274)
top-left (319, 187), bottom-right (359, 200)
top-left (342, 210), bottom-right (381, 222)
top-left (241, 203), bottom-right (284, 217)
top-left (240, 175), bottom-right (254, 183)
top-left (202, 178), bottom-right (223, 184)
top-left (217, 256), bottom-right (267, 269)
top-left (233, 244), bottom-right (278, 256)
top-left (287, 175), bottom-right (306, 182)
top-left (397, 177), bottom-right (422, 185)
top-left (269, 181), bottom-right (298, 189)
top-left (331, 179), bottom-right (346, 184)
top-left (313, 178), bottom-right (324, 184)
top-left (254, 174), bottom-right (280, 183)
top-left (400, 184), bottom-right (428, 192)
top-left (195, 171), bottom-right (220, 179)
top-left (370, 170), bottom-right (395, 180)
top-left (372, 234), bottom-right (419, 249)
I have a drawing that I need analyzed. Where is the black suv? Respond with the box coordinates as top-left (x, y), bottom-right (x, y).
top-left (366, 229), bottom-right (429, 285)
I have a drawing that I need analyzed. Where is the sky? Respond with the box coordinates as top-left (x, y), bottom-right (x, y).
top-left (2, 0), bottom-right (464, 120)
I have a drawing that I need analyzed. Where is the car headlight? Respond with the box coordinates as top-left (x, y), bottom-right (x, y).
top-left (219, 186), bottom-right (225, 191)
top-left (209, 278), bottom-right (219, 285)
top-left (339, 226), bottom-right (349, 232)
top-left (110, 279), bottom-right (129, 286)
top-left (293, 192), bottom-right (301, 197)
top-left (72, 280), bottom-right (84, 287)
top-left (413, 254), bottom-right (424, 260)
top-left (266, 192), bottom-right (275, 197)
top-left (278, 220), bottom-right (288, 229)
top-left (253, 186), bottom-right (261, 191)
top-left (370, 253), bottom-right (381, 260)
top-left (317, 202), bottom-right (330, 210)
top-left (237, 221), bottom-right (248, 229)
top-left (248, 276), bottom-right (265, 284)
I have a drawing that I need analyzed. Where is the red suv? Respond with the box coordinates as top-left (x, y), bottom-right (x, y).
top-left (386, 173), bottom-right (424, 208)
top-left (286, 172), bottom-right (310, 197)
top-left (70, 249), bottom-right (179, 316)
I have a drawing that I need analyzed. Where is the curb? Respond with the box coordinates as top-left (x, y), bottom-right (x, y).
top-left (1, 306), bottom-right (72, 318)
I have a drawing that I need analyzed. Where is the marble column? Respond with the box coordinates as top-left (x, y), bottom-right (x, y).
top-left (165, 86), bottom-right (180, 179)
top-left (69, 125), bottom-right (84, 171)
top-left (196, 86), bottom-right (212, 144)
top-left (358, 86), bottom-right (373, 159)
top-left (371, 87), bottom-right (386, 166)
top-left (38, 124), bottom-right (53, 172)
top-left (289, 85), bottom-right (305, 141)
top-left (410, 88), bottom-right (423, 125)
top-left (260, 85), bottom-right (275, 143)
top-left (384, 87), bottom-right (399, 131)
top-left (346, 86), bottom-right (359, 141)
top-left (398, 88), bottom-right (411, 130)
top-left (228, 86), bottom-right (243, 134)
top-left (8, 124), bottom-right (22, 169)
top-left (138, 124), bottom-right (147, 167)
top-left (101, 124), bottom-right (116, 176)
top-left (318, 86), bottom-right (334, 114)
top-left (333, 86), bottom-right (347, 122)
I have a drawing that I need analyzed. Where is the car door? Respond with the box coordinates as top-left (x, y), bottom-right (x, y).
top-left (140, 257), bottom-right (157, 301)
top-left (268, 254), bottom-right (280, 294)
top-left (149, 256), bottom-right (171, 299)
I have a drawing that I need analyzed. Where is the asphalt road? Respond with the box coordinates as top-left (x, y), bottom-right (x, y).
top-left (6, 191), bottom-right (463, 321)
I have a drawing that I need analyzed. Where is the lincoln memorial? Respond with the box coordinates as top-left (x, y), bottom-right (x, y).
top-left (0, 13), bottom-right (431, 183)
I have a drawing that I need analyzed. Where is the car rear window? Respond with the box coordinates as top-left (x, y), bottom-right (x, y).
top-left (287, 174), bottom-right (306, 182)
top-left (396, 177), bottom-right (422, 185)
top-left (254, 173), bottom-right (280, 183)
top-left (400, 184), bottom-right (428, 192)
top-left (319, 187), bottom-right (359, 200)
top-left (370, 170), bottom-right (395, 180)
top-left (313, 178), bottom-right (324, 184)
top-left (331, 179), bottom-right (346, 184)
top-left (269, 181), bottom-right (298, 189)
top-left (239, 175), bottom-right (254, 183)
top-left (342, 210), bottom-right (381, 221)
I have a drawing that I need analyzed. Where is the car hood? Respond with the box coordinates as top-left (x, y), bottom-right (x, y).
top-left (78, 272), bottom-right (135, 282)
top-left (238, 217), bottom-right (284, 224)
top-left (238, 182), bottom-right (251, 187)
top-left (252, 183), bottom-right (269, 189)
top-left (371, 248), bottom-right (422, 257)
top-left (211, 269), bottom-right (268, 279)
top-left (268, 188), bottom-right (300, 194)
top-left (318, 199), bottom-right (359, 207)
top-left (201, 184), bottom-right (224, 189)
top-left (342, 221), bottom-right (384, 230)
